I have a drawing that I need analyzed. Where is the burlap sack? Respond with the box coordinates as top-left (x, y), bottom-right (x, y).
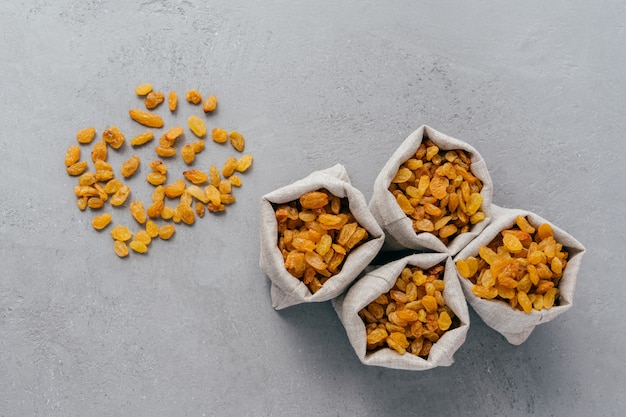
top-left (333, 253), bottom-right (470, 370)
top-left (454, 204), bottom-right (586, 345)
top-left (369, 125), bottom-right (493, 255)
top-left (259, 164), bottom-right (385, 310)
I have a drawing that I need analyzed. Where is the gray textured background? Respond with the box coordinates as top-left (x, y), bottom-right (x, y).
top-left (1, 1), bottom-right (624, 416)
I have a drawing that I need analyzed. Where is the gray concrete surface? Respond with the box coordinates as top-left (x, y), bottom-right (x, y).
top-left (1, 1), bottom-right (624, 416)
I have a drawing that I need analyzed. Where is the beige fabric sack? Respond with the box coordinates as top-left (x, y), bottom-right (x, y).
top-left (259, 164), bottom-right (385, 310)
top-left (333, 252), bottom-right (470, 370)
top-left (369, 125), bottom-right (493, 255)
top-left (454, 204), bottom-right (586, 345)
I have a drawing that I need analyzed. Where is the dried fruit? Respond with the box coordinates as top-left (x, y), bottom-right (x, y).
top-left (229, 131), bottom-right (245, 152)
top-left (388, 138), bottom-right (485, 243)
top-left (129, 109), bottom-right (164, 128)
top-left (212, 128), bottom-right (228, 143)
top-left (102, 126), bottom-right (125, 149)
top-left (91, 141), bottom-right (107, 163)
top-left (110, 185), bottom-right (131, 206)
top-left (145, 220), bottom-right (159, 238)
top-left (121, 155), bottom-right (140, 178)
top-left (187, 115), bottom-right (206, 137)
top-left (361, 263), bottom-right (458, 358)
top-left (92, 213), bottom-right (112, 230)
top-left (458, 216), bottom-right (568, 314)
top-left (113, 240), bottom-right (129, 257)
top-left (191, 140), bottom-right (205, 153)
top-left (163, 180), bottom-right (185, 198)
top-left (221, 157), bottom-right (238, 177)
top-left (202, 94), bottom-right (217, 113)
top-left (87, 197), bottom-right (104, 209)
top-left (67, 83), bottom-right (255, 258)
top-left (229, 175), bottom-right (242, 187)
top-left (158, 224), bottom-right (176, 240)
top-left (168, 91), bottom-right (178, 112)
top-left (66, 161), bottom-right (88, 176)
top-left (146, 200), bottom-right (164, 218)
top-left (129, 240), bottom-right (148, 253)
top-left (183, 169), bottom-right (208, 184)
top-left (300, 191), bottom-right (329, 209)
top-left (181, 144), bottom-right (195, 164)
top-left (185, 89), bottom-right (202, 104)
top-left (165, 126), bottom-right (184, 142)
top-left (134, 230), bottom-right (152, 246)
top-left (236, 154), bottom-right (253, 173)
top-left (65, 145), bottom-right (81, 167)
top-left (274, 189), bottom-right (369, 293)
top-left (104, 179), bottom-right (123, 194)
top-left (143, 170), bottom-right (166, 185)
top-left (110, 225), bottom-right (132, 241)
top-left (76, 127), bottom-right (96, 144)
top-left (135, 83), bottom-right (153, 96)
top-left (130, 130), bottom-right (154, 146)
top-left (129, 200), bottom-right (147, 224)
top-left (145, 91), bottom-right (165, 109)
top-left (155, 145), bottom-right (176, 158)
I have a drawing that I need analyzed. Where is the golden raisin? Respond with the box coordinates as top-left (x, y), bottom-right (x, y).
top-left (229, 131), bottom-right (245, 152)
top-left (146, 172), bottom-right (167, 186)
top-left (110, 225), bottom-right (132, 241)
top-left (76, 127), bottom-right (96, 144)
top-left (202, 94), bottom-right (217, 112)
top-left (130, 130), bottom-right (154, 146)
top-left (222, 157), bottom-right (238, 177)
top-left (145, 220), bottom-right (159, 238)
top-left (183, 169), bottom-right (208, 184)
top-left (185, 89), bottom-right (202, 104)
top-left (67, 161), bottom-right (89, 176)
top-left (113, 240), bottom-right (129, 257)
top-left (129, 240), bottom-right (148, 253)
top-left (300, 191), bottom-right (329, 209)
top-left (187, 115), bottom-right (206, 137)
top-left (145, 91), bottom-right (165, 109)
top-left (102, 126), bottom-right (125, 149)
top-left (155, 145), bottom-right (176, 158)
top-left (121, 155), bottom-right (140, 178)
top-left (129, 200), bottom-right (147, 224)
top-left (158, 224), bottom-right (176, 240)
top-left (91, 141), bottom-right (107, 163)
top-left (163, 180), bottom-right (185, 198)
top-left (181, 144), bottom-right (195, 164)
top-left (229, 175), bottom-right (242, 187)
top-left (104, 178), bottom-right (123, 194)
top-left (235, 155), bottom-right (253, 173)
top-left (134, 230), bottom-right (152, 246)
top-left (165, 126), bottom-right (184, 142)
top-left (168, 91), bottom-right (178, 112)
top-left (135, 83), bottom-right (153, 96)
top-left (92, 213), bottom-right (112, 230)
top-left (129, 109), bottom-right (164, 128)
top-left (110, 185), bottom-right (131, 206)
top-left (212, 128), bottom-right (228, 143)
top-left (65, 145), bottom-right (81, 167)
